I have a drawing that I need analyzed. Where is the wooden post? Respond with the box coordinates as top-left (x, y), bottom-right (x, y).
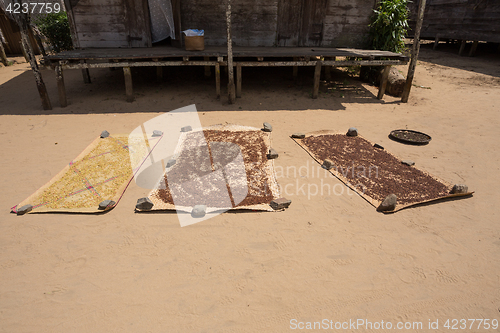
top-left (204, 56), bottom-right (211, 77)
top-left (293, 57), bottom-right (298, 78)
top-left (0, 25), bottom-right (7, 66)
top-left (0, 40), bottom-right (7, 66)
top-left (377, 65), bottom-right (391, 100)
top-left (215, 61), bottom-right (221, 100)
top-left (469, 41), bottom-right (478, 57)
top-left (236, 63), bottom-right (242, 98)
top-left (19, 41), bottom-right (29, 63)
top-left (12, 9), bottom-right (52, 110)
top-left (55, 64), bottom-right (67, 107)
top-left (226, 0), bottom-right (236, 104)
top-left (32, 28), bottom-right (46, 57)
top-left (123, 67), bottom-right (134, 102)
top-left (81, 60), bottom-right (91, 84)
top-left (401, 0), bottom-right (426, 103)
top-left (312, 60), bottom-right (322, 99)
top-left (458, 40), bottom-right (467, 56)
top-left (156, 66), bottom-right (163, 82)
top-left (433, 36), bottom-right (439, 50)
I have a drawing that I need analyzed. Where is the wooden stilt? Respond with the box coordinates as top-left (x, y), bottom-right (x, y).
top-left (55, 64), bottom-right (67, 107)
top-left (401, 0), bottom-right (426, 103)
top-left (433, 36), bottom-right (440, 50)
top-left (312, 60), bottom-right (322, 99)
top-left (458, 40), bottom-right (467, 55)
top-left (204, 56), bottom-right (211, 77)
top-left (0, 41), bottom-right (7, 66)
top-left (377, 65), bottom-right (390, 100)
top-left (226, 0), bottom-right (236, 104)
top-left (81, 60), bottom-right (91, 83)
top-left (123, 67), bottom-right (134, 102)
top-left (325, 64), bottom-right (331, 80)
top-left (293, 57), bottom-right (298, 78)
top-left (0, 25), bottom-right (8, 66)
top-left (19, 41), bottom-right (29, 63)
top-left (156, 66), bottom-right (163, 82)
top-left (13, 11), bottom-right (52, 110)
top-left (236, 63), bottom-right (242, 98)
top-left (32, 27), bottom-right (46, 57)
top-left (215, 61), bottom-right (221, 100)
top-left (469, 41), bottom-right (478, 57)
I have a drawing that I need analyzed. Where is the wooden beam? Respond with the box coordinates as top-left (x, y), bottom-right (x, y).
top-left (312, 60), bottom-right (322, 99)
top-left (236, 63), bottom-right (242, 98)
top-left (226, 0), bottom-right (236, 104)
top-left (55, 64), bottom-right (67, 107)
top-left (401, 0), bottom-right (426, 103)
top-left (123, 67), bottom-right (134, 102)
top-left (377, 65), bottom-right (390, 100)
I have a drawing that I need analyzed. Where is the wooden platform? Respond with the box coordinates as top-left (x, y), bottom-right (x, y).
top-left (43, 46), bottom-right (409, 106)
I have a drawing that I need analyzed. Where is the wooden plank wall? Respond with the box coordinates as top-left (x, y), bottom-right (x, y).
top-left (181, 0), bottom-right (375, 48)
top-left (67, 0), bottom-right (151, 48)
top-left (322, 0), bottom-right (377, 47)
top-left (180, 0), bottom-right (278, 46)
top-left (408, 0), bottom-right (500, 43)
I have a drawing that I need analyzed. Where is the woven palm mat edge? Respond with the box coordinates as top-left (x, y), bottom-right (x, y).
top-left (12, 134), bottom-right (146, 214)
top-left (144, 124), bottom-right (281, 213)
top-left (292, 130), bottom-right (473, 213)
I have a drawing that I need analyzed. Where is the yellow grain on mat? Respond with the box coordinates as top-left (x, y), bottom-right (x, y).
top-left (30, 136), bottom-right (132, 210)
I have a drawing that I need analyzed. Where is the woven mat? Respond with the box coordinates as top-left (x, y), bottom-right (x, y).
top-left (12, 135), bottom-right (149, 214)
top-left (143, 124), bottom-right (281, 213)
top-left (293, 130), bottom-right (473, 212)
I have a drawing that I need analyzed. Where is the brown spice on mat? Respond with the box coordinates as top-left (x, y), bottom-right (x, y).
top-left (301, 134), bottom-right (449, 205)
top-left (153, 130), bottom-right (274, 208)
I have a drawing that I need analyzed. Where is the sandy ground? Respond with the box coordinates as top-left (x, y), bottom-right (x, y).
top-left (0, 43), bottom-right (499, 332)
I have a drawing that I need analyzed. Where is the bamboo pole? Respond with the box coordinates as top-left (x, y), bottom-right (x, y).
top-left (401, 0), bottom-right (426, 103)
top-left (226, 0), bottom-right (236, 104)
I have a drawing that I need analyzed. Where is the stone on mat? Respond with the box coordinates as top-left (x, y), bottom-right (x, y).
top-left (374, 143), bottom-right (384, 150)
top-left (17, 204), bottom-right (33, 215)
top-left (402, 160), bottom-right (415, 166)
top-left (262, 122), bottom-right (273, 132)
top-left (346, 127), bottom-right (358, 137)
top-left (291, 132), bottom-right (305, 139)
top-left (100, 130), bottom-right (110, 138)
top-left (181, 126), bottom-right (192, 132)
top-left (322, 159), bottom-right (334, 170)
top-left (191, 205), bottom-right (206, 218)
top-left (267, 148), bottom-right (279, 159)
top-left (270, 198), bottom-right (292, 210)
top-left (451, 184), bottom-right (468, 194)
top-left (98, 200), bottom-right (116, 210)
top-left (166, 159), bottom-right (176, 168)
top-left (136, 197), bottom-right (154, 210)
top-left (377, 194), bottom-right (397, 212)
top-left (152, 130), bottom-right (163, 137)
